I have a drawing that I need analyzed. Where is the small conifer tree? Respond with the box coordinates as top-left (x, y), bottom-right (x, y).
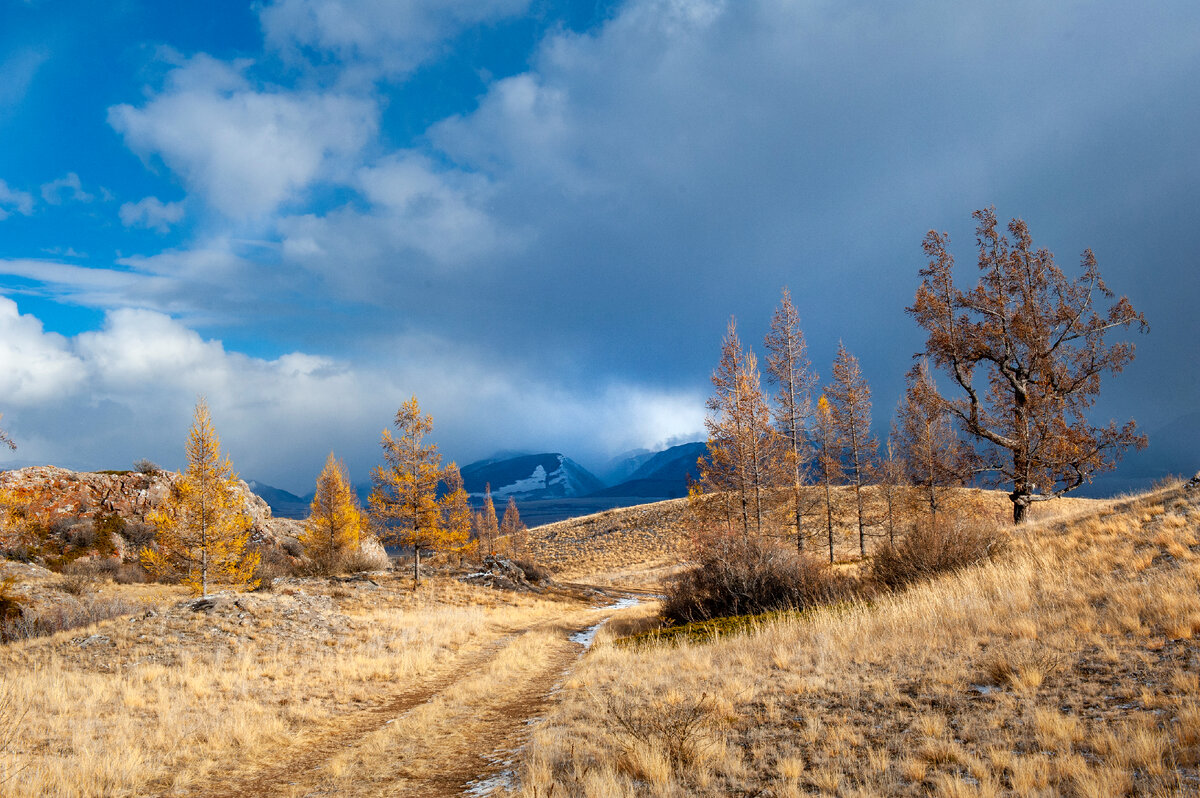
top-left (142, 399), bottom-right (259, 596)
top-left (300, 453), bottom-right (365, 574)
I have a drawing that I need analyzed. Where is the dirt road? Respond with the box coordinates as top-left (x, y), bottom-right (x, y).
top-left (206, 590), bottom-right (642, 798)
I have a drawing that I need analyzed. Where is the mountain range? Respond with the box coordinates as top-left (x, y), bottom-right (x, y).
top-left (249, 442), bottom-right (709, 522)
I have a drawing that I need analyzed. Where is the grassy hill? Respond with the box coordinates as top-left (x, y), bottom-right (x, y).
top-left (516, 479), bottom-right (1200, 796)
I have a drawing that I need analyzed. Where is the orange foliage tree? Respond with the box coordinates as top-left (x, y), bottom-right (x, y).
top-left (909, 208), bottom-right (1147, 522)
top-left (370, 396), bottom-right (468, 584)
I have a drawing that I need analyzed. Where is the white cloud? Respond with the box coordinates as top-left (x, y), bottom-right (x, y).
top-left (40, 172), bottom-right (94, 205)
top-left (0, 179), bottom-right (34, 220)
top-left (119, 196), bottom-right (185, 232)
top-left (0, 47), bottom-right (48, 110)
top-left (0, 299), bottom-right (704, 490)
top-left (108, 54), bottom-right (378, 219)
top-left (0, 298), bottom-right (85, 403)
top-left (260, 0), bottom-right (531, 79)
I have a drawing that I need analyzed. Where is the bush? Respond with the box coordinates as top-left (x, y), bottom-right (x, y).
top-left (662, 535), bottom-right (856, 624)
top-left (252, 544), bottom-right (297, 588)
top-left (133, 458), bottom-right (159, 474)
top-left (340, 542), bottom-right (390, 574)
top-left (513, 558), bottom-right (552, 583)
top-left (113, 562), bottom-right (148, 585)
top-left (869, 520), bottom-right (1006, 590)
top-left (1, 594), bottom-right (140, 642)
top-left (122, 521), bottom-right (156, 551)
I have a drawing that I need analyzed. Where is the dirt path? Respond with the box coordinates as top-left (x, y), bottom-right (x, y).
top-left (204, 592), bottom-right (641, 798)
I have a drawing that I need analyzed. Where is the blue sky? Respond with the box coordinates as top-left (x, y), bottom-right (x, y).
top-left (1, 0), bottom-right (1197, 492)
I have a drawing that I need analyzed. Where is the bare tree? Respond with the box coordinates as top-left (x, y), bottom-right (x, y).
top-left (826, 343), bottom-right (878, 558)
top-left (893, 361), bottom-right (974, 530)
top-left (764, 287), bottom-right (818, 552)
top-left (812, 395), bottom-right (843, 564)
top-left (695, 318), bottom-right (784, 539)
top-left (909, 208), bottom-right (1147, 523)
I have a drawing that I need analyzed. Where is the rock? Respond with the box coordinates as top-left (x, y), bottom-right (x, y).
top-left (0, 465), bottom-right (280, 546)
top-left (1187, 472), bottom-right (1200, 489)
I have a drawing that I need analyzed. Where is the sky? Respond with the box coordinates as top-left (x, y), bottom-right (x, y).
top-left (0, 0), bottom-right (1197, 494)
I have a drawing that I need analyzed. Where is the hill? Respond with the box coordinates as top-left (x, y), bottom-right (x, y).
top-left (516, 479), bottom-right (1200, 796)
top-left (591, 441), bottom-right (707, 499)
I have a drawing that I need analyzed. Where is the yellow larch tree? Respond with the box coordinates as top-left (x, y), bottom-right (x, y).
top-left (369, 396), bottom-right (448, 585)
top-left (300, 452), bottom-right (365, 574)
top-left (440, 464), bottom-right (473, 561)
top-left (474, 484), bottom-right (500, 556)
top-left (141, 398), bottom-right (259, 596)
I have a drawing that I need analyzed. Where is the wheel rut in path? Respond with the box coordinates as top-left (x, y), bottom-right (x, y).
top-left (205, 608), bottom-right (618, 798)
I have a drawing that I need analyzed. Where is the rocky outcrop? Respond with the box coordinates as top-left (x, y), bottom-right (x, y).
top-left (0, 465), bottom-right (285, 545)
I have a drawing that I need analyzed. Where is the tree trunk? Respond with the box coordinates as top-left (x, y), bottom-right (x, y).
top-left (824, 477), bottom-right (834, 565)
top-left (413, 545), bottom-right (421, 585)
top-left (795, 480), bottom-right (804, 553)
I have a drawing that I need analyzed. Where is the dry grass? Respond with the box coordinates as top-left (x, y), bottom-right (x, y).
top-left (0, 571), bottom-right (589, 796)
top-left (510, 481), bottom-right (1200, 796)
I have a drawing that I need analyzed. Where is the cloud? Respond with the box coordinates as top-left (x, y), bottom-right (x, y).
top-left (119, 196), bottom-right (185, 232)
top-left (108, 54), bottom-right (378, 219)
top-left (40, 172), bottom-right (94, 205)
top-left (0, 298), bottom-right (705, 490)
top-left (0, 180), bottom-right (34, 220)
top-left (260, 0), bottom-right (531, 79)
top-left (0, 298), bottom-right (85, 403)
top-left (0, 47), bottom-right (48, 110)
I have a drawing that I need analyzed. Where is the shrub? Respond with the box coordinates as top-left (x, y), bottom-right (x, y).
top-left (123, 521), bottom-right (156, 551)
top-left (513, 558), bottom-right (552, 583)
top-left (252, 544), bottom-right (297, 588)
top-left (113, 562), bottom-right (148, 585)
top-left (340, 542), bottom-right (390, 574)
top-left (133, 458), bottom-right (159, 474)
top-left (662, 534), bottom-right (856, 624)
top-left (1, 594), bottom-right (140, 642)
top-left (0, 579), bottom-right (22, 643)
top-left (869, 519), bottom-right (1007, 590)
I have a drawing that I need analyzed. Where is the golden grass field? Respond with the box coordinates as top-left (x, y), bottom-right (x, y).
top-left (1, 483), bottom-right (1194, 796)
top-left (514, 483), bottom-right (1200, 797)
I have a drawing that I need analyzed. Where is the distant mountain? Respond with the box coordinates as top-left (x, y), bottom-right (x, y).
top-left (460, 453), bottom-right (605, 500)
top-left (592, 441), bottom-right (707, 499)
top-left (247, 481), bottom-right (310, 519)
top-left (597, 447), bottom-right (655, 484)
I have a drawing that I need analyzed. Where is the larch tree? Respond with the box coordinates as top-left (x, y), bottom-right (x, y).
top-left (878, 423), bottom-right (907, 545)
top-left (909, 208), bottom-right (1147, 523)
top-left (440, 464), bottom-right (473, 561)
top-left (142, 399), bottom-right (259, 596)
top-left (300, 452), bottom-right (365, 574)
top-left (812, 394), bottom-right (843, 564)
top-left (695, 318), bottom-right (783, 540)
top-left (764, 287), bottom-right (818, 552)
top-left (893, 361), bottom-right (974, 530)
top-left (826, 343), bottom-right (878, 558)
top-left (370, 396), bottom-right (445, 585)
top-left (474, 485), bottom-right (500, 556)
top-left (500, 496), bottom-right (528, 557)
